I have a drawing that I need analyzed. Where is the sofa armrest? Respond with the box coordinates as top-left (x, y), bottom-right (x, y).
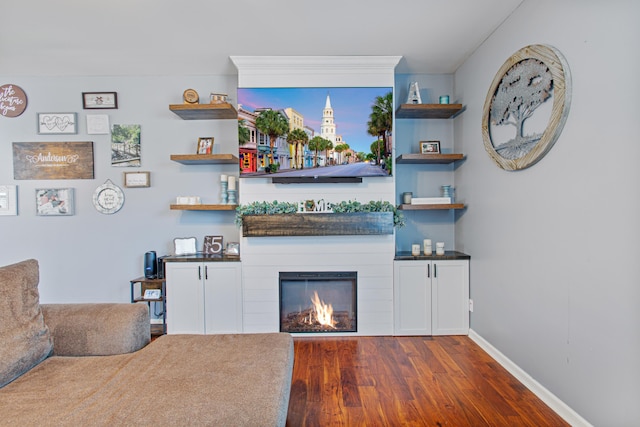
top-left (41, 303), bottom-right (150, 356)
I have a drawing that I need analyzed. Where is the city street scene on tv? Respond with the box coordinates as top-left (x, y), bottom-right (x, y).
top-left (237, 87), bottom-right (393, 178)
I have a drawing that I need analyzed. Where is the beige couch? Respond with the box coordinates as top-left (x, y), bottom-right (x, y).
top-left (0, 259), bottom-right (294, 426)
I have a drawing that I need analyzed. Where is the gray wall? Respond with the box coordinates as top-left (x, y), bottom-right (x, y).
top-left (1, 75), bottom-right (240, 303)
top-left (454, 1), bottom-right (640, 425)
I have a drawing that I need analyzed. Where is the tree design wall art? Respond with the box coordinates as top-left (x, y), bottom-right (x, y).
top-left (482, 44), bottom-right (571, 171)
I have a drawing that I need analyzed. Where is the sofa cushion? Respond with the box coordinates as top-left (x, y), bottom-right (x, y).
top-left (0, 259), bottom-right (53, 388)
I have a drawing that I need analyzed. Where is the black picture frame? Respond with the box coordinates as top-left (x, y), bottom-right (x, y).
top-left (82, 92), bottom-right (118, 109)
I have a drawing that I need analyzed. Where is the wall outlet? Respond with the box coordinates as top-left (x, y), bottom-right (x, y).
top-left (469, 299), bottom-right (474, 312)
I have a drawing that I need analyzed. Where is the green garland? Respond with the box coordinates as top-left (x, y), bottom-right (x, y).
top-left (235, 200), bottom-right (404, 228)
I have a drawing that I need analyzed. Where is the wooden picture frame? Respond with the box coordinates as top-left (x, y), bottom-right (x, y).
top-left (37, 113), bottom-right (77, 134)
top-left (420, 140), bottom-right (441, 154)
top-left (82, 92), bottom-right (118, 109)
top-left (197, 137), bottom-right (214, 154)
top-left (36, 188), bottom-right (74, 216)
top-left (123, 171), bottom-right (150, 188)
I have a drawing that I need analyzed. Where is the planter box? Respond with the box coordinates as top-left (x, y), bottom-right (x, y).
top-left (241, 212), bottom-right (394, 237)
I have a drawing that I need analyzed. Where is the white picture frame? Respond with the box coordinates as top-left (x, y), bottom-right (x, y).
top-left (0, 185), bottom-right (18, 216)
top-left (37, 112), bottom-right (78, 134)
top-left (174, 237), bottom-right (197, 255)
top-left (86, 114), bottom-right (110, 134)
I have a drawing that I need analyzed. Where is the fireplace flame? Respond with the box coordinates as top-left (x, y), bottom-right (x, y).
top-left (310, 291), bottom-right (337, 328)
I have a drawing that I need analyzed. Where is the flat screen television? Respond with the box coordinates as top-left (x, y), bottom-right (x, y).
top-left (237, 87), bottom-right (393, 182)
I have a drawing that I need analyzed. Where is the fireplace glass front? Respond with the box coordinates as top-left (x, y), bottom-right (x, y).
top-left (279, 271), bottom-right (357, 333)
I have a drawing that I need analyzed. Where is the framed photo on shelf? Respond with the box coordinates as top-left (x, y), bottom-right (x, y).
top-left (226, 242), bottom-right (240, 256)
top-left (82, 92), bottom-right (118, 109)
top-left (197, 137), bottom-right (214, 154)
top-left (35, 188), bottom-right (74, 216)
top-left (173, 237), bottom-right (197, 255)
top-left (37, 113), bottom-right (77, 134)
top-left (420, 140), bottom-right (441, 154)
top-left (143, 289), bottom-right (161, 300)
top-left (123, 171), bottom-right (150, 188)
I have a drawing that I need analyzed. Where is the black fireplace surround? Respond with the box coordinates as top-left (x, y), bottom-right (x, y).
top-left (279, 271), bottom-right (357, 333)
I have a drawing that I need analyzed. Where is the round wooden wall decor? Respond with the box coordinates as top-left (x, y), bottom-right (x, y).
top-left (482, 44), bottom-right (571, 171)
top-left (0, 84), bottom-right (28, 118)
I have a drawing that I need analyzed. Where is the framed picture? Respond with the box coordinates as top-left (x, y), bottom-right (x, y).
top-left (37, 113), bottom-right (77, 134)
top-left (203, 235), bottom-right (223, 255)
top-left (143, 289), bottom-right (161, 300)
top-left (82, 92), bottom-right (118, 109)
top-left (226, 242), bottom-right (240, 256)
top-left (420, 140), bottom-right (441, 154)
top-left (0, 185), bottom-right (18, 216)
top-left (36, 188), bottom-right (74, 216)
top-left (124, 171), bottom-right (150, 188)
top-left (173, 237), bottom-right (197, 255)
top-left (197, 137), bottom-right (214, 154)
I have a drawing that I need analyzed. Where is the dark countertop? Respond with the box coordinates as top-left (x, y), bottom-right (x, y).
top-left (163, 253), bottom-right (241, 262)
top-left (394, 250), bottom-right (470, 261)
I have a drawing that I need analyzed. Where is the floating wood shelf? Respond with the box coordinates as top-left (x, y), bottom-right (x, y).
top-left (170, 154), bottom-right (239, 165)
top-left (170, 204), bottom-right (237, 211)
top-left (398, 203), bottom-right (465, 211)
top-left (395, 153), bottom-right (465, 164)
top-left (169, 103), bottom-right (238, 120)
top-left (395, 104), bottom-right (463, 119)
top-left (242, 212), bottom-right (394, 237)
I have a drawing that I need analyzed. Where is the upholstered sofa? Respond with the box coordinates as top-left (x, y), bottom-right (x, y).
top-left (0, 259), bottom-right (294, 426)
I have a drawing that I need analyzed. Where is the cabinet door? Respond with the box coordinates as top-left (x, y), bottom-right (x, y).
top-left (203, 262), bottom-right (242, 334)
top-left (393, 261), bottom-right (432, 335)
top-left (432, 260), bottom-right (469, 335)
top-left (166, 262), bottom-right (205, 334)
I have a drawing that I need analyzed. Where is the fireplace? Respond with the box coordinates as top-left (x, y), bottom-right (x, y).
top-left (279, 271), bottom-right (357, 333)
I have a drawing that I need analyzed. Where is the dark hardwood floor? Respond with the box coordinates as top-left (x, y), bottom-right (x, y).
top-left (286, 335), bottom-right (569, 426)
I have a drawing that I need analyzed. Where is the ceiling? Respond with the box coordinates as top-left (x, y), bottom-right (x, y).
top-left (1, 0), bottom-right (524, 77)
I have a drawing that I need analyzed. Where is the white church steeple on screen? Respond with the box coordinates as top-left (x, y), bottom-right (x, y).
top-left (320, 92), bottom-right (336, 144)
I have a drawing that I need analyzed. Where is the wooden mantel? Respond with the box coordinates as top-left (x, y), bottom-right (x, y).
top-left (241, 212), bottom-right (394, 237)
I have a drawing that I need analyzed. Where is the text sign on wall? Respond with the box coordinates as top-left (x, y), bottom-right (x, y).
top-left (0, 84), bottom-right (28, 117)
top-left (13, 141), bottom-right (95, 180)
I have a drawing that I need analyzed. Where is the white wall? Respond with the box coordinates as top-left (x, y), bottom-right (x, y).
top-left (0, 75), bottom-right (240, 304)
top-left (454, 1), bottom-right (640, 425)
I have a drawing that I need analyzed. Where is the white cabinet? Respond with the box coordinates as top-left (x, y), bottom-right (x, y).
top-left (166, 261), bottom-right (242, 334)
top-left (393, 259), bottom-right (469, 336)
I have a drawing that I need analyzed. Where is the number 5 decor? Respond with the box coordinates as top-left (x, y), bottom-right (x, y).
top-left (482, 44), bottom-right (572, 171)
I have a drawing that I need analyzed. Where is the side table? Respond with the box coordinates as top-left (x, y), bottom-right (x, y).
top-left (130, 276), bottom-right (166, 336)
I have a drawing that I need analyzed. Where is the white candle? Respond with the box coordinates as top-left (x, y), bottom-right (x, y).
top-left (411, 244), bottom-right (420, 256)
top-left (228, 176), bottom-right (236, 190)
top-left (220, 174), bottom-right (228, 182)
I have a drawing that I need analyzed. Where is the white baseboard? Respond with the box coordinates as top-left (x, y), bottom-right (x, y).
top-left (468, 329), bottom-right (592, 427)
top-left (150, 318), bottom-right (164, 325)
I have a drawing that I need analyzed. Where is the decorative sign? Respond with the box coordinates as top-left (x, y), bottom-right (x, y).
top-left (0, 84), bottom-right (27, 117)
top-left (297, 199), bottom-right (333, 213)
top-left (203, 235), bottom-right (224, 255)
top-left (123, 171), bottom-right (150, 188)
top-left (13, 142), bottom-right (94, 180)
top-left (37, 112), bottom-right (77, 134)
top-left (482, 44), bottom-right (572, 170)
